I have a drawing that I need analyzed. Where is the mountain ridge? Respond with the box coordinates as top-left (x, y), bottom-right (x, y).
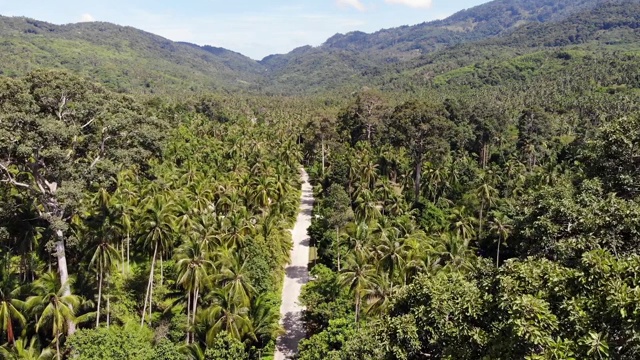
top-left (0, 0), bottom-right (636, 95)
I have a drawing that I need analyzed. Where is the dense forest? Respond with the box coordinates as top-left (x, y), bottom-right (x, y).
top-left (2, 0), bottom-right (640, 359)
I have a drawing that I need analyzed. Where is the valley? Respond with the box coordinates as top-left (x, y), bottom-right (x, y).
top-left (1, 0), bottom-right (640, 359)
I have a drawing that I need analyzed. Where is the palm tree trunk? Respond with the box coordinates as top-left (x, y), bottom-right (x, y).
top-left (121, 242), bottom-right (125, 275)
top-left (96, 263), bottom-right (103, 328)
top-left (186, 292), bottom-right (191, 344)
top-left (414, 157), bottom-right (422, 204)
top-left (141, 242), bottom-right (158, 327)
top-left (355, 291), bottom-right (361, 324)
top-left (192, 287), bottom-right (199, 335)
top-left (478, 199), bottom-right (485, 239)
top-left (336, 227), bottom-right (341, 272)
top-left (496, 237), bottom-right (501, 268)
top-left (106, 295), bottom-right (110, 328)
top-left (55, 230), bottom-right (75, 336)
top-left (127, 231), bottom-right (130, 273)
top-left (321, 139), bottom-right (325, 177)
top-left (56, 335), bottom-right (61, 360)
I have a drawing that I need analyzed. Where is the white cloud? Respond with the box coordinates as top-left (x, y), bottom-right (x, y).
top-left (384, 0), bottom-right (433, 8)
top-left (336, 0), bottom-right (366, 11)
top-left (80, 13), bottom-right (95, 22)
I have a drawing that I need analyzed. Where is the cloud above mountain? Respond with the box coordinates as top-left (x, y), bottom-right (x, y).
top-left (336, 0), bottom-right (366, 11)
top-left (80, 13), bottom-right (95, 22)
top-left (385, 0), bottom-right (433, 8)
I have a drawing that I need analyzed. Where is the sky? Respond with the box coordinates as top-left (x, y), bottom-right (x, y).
top-left (0, 0), bottom-right (491, 60)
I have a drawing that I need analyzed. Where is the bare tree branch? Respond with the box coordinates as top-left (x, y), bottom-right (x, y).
top-left (80, 117), bottom-right (96, 129)
top-left (0, 162), bottom-right (30, 188)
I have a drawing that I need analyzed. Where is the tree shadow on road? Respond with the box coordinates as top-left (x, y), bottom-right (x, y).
top-left (276, 311), bottom-right (306, 358)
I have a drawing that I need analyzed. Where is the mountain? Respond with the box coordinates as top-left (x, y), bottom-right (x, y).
top-left (0, 16), bottom-right (264, 94)
top-left (0, 0), bottom-right (638, 95)
top-left (400, 0), bottom-right (640, 90)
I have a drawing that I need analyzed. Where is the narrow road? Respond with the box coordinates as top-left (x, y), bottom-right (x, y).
top-left (275, 169), bottom-right (314, 360)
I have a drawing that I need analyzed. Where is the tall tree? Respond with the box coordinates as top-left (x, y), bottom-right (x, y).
top-left (339, 251), bottom-right (376, 323)
top-left (386, 100), bottom-right (454, 203)
top-left (139, 195), bottom-right (176, 327)
top-left (176, 239), bottom-right (213, 343)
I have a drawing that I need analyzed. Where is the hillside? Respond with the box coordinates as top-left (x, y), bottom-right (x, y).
top-left (259, 0), bottom-right (606, 93)
top-left (397, 0), bottom-right (640, 90)
top-left (3, 0), bottom-right (640, 359)
top-left (0, 0), bottom-right (638, 95)
top-left (0, 16), bottom-right (264, 95)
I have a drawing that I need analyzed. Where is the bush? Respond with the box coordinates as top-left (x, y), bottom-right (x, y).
top-left (67, 325), bottom-right (155, 360)
top-left (204, 331), bottom-right (248, 360)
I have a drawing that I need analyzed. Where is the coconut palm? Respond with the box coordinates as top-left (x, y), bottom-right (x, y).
top-left (111, 170), bottom-right (138, 274)
top-left (436, 233), bottom-right (475, 272)
top-left (175, 239), bottom-right (214, 343)
top-left (248, 293), bottom-right (281, 346)
top-left (249, 175), bottom-right (275, 211)
top-left (339, 250), bottom-right (376, 323)
top-left (139, 194), bottom-right (176, 327)
top-left (0, 279), bottom-right (26, 345)
top-left (0, 337), bottom-right (54, 360)
top-left (216, 254), bottom-right (256, 308)
top-left (89, 239), bottom-right (121, 328)
top-left (374, 226), bottom-right (408, 289)
top-left (363, 274), bottom-right (393, 316)
top-left (26, 272), bottom-right (80, 360)
top-left (475, 170), bottom-right (499, 239)
top-left (353, 187), bottom-right (381, 223)
top-left (489, 211), bottom-right (513, 267)
top-left (448, 206), bottom-right (477, 242)
top-left (345, 222), bottom-right (371, 254)
top-left (204, 289), bottom-right (252, 344)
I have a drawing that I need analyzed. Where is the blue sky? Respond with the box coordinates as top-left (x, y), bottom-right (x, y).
top-left (0, 0), bottom-right (491, 60)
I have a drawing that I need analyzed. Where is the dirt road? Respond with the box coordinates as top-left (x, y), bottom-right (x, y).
top-left (274, 169), bottom-right (314, 360)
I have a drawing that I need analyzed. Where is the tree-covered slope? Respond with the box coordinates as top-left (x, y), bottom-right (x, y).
top-left (0, 17), bottom-right (264, 95)
top-left (0, 0), bottom-right (638, 96)
top-left (0, 0), bottom-right (631, 96)
top-left (261, 0), bottom-right (639, 94)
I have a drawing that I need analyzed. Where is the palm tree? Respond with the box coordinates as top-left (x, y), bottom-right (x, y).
top-left (353, 187), bottom-right (381, 223)
top-left (139, 195), bottom-right (176, 327)
top-left (248, 293), bottom-right (281, 347)
top-left (0, 280), bottom-right (26, 345)
top-left (216, 254), bottom-right (256, 308)
top-left (111, 171), bottom-right (138, 275)
top-left (221, 210), bottom-right (252, 250)
top-left (363, 274), bottom-right (393, 316)
top-left (345, 222), bottom-right (371, 254)
top-left (175, 239), bottom-right (213, 343)
top-left (489, 211), bottom-right (513, 267)
top-left (435, 233), bottom-right (475, 272)
top-left (358, 158), bottom-right (379, 191)
top-left (26, 272), bottom-right (80, 360)
top-left (374, 226), bottom-right (408, 289)
top-left (339, 250), bottom-right (376, 323)
top-left (89, 239), bottom-right (121, 328)
top-left (180, 342), bottom-right (205, 360)
top-left (204, 289), bottom-right (252, 344)
top-left (475, 171), bottom-right (499, 239)
top-left (448, 206), bottom-right (477, 242)
top-left (0, 337), bottom-right (54, 360)
top-left (249, 175), bottom-right (275, 211)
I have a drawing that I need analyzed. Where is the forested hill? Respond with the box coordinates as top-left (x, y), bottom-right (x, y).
top-left (265, 0), bottom-right (600, 67)
top-left (0, 0), bottom-right (633, 95)
top-left (3, 0), bottom-right (640, 359)
top-left (0, 16), bottom-right (264, 94)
